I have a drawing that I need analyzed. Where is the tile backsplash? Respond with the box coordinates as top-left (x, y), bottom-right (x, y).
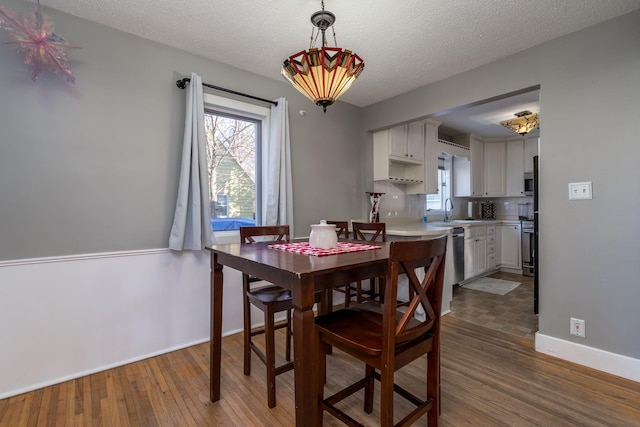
top-left (370, 181), bottom-right (532, 221)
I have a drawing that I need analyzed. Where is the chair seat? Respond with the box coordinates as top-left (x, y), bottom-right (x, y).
top-left (247, 285), bottom-right (292, 304)
top-left (316, 302), bottom-right (426, 358)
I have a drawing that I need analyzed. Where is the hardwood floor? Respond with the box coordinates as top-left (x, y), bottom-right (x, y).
top-left (2, 314), bottom-right (639, 426)
top-left (450, 271), bottom-right (538, 340)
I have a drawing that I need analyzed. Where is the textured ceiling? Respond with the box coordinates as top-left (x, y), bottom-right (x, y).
top-left (37, 0), bottom-right (640, 135)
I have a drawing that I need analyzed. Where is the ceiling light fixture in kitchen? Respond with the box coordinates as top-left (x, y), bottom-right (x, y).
top-left (500, 111), bottom-right (540, 135)
top-left (281, 0), bottom-right (365, 113)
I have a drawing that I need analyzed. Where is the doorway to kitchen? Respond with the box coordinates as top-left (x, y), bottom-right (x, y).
top-left (432, 86), bottom-right (540, 340)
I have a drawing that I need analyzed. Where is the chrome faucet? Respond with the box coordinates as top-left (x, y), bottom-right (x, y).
top-left (444, 198), bottom-right (454, 222)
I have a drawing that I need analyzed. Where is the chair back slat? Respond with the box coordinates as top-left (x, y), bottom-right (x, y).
top-left (384, 236), bottom-right (447, 347)
top-left (352, 222), bottom-right (386, 242)
top-left (240, 225), bottom-right (290, 244)
top-left (326, 221), bottom-right (349, 239)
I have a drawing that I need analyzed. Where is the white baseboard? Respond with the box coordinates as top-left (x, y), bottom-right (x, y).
top-left (535, 333), bottom-right (640, 383)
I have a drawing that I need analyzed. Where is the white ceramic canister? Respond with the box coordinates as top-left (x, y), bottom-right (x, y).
top-left (309, 220), bottom-right (338, 249)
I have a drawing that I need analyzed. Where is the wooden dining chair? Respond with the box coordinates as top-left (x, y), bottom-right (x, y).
top-left (239, 225), bottom-right (293, 409)
top-left (326, 220), bottom-right (349, 240)
top-left (315, 236), bottom-right (448, 426)
top-left (351, 221), bottom-right (387, 304)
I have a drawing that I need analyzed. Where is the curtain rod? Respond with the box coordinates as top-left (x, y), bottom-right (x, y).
top-left (176, 78), bottom-right (278, 106)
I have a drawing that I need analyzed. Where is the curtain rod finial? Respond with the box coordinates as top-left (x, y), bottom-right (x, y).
top-left (176, 78), bottom-right (190, 89)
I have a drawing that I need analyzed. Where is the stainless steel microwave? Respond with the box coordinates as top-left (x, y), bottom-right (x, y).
top-left (524, 172), bottom-right (534, 195)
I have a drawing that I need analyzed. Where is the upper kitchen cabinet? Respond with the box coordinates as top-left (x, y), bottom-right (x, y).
top-left (483, 141), bottom-right (506, 197)
top-left (505, 140), bottom-right (525, 196)
top-left (387, 123), bottom-right (425, 164)
top-left (523, 137), bottom-right (539, 172)
top-left (423, 120), bottom-right (441, 194)
top-left (452, 134), bottom-right (482, 197)
top-left (373, 125), bottom-right (425, 194)
top-left (470, 136), bottom-right (484, 197)
top-left (452, 134), bottom-right (535, 198)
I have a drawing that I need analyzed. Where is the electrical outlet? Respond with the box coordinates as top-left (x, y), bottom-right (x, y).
top-left (570, 317), bottom-right (585, 337)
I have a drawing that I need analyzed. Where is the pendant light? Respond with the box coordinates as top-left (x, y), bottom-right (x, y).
top-left (500, 110), bottom-right (540, 135)
top-left (281, 1), bottom-right (365, 113)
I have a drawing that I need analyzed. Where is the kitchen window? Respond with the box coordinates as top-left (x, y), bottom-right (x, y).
top-left (426, 156), bottom-right (451, 211)
top-left (204, 94), bottom-right (268, 232)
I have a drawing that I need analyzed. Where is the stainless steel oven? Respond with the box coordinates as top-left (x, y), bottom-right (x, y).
top-left (521, 220), bottom-right (535, 276)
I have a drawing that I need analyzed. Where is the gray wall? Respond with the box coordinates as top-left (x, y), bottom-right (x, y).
top-left (361, 10), bottom-right (640, 358)
top-left (0, 0), bottom-right (364, 261)
top-left (2, 0), bottom-right (639, 364)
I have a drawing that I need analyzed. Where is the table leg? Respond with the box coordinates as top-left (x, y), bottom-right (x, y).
top-left (210, 252), bottom-right (223, 402)
top-left (292, 279), bottom-right (319, 426)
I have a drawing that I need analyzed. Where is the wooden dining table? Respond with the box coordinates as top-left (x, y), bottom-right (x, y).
top-left (207, 240), bottom-right (391, 426)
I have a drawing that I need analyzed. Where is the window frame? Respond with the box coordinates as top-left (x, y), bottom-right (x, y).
top-left (426, 156), bottom-right (452, 213)
top-left (203, 93), bottom-right (270, 238)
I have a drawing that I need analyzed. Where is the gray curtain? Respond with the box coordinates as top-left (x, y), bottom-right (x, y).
top-left (261, 97), bottom-right (294, 235)
top-left (169, 72), bottom-right (215, 250)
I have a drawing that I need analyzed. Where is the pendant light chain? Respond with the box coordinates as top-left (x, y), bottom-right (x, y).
top-left (322, 1), bottom-right (337, 46)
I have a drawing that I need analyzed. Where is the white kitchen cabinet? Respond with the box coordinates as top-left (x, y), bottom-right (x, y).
top-left (498, 223), bottom-right (522, 270)
top-left (486, 225), bottom-right (497, 270)
top-left (470, 137), bottom-right (484, 197)
top-left (373, 126), bottom-right (425, 194)
top-left (453, 155), bottom-right (471, 197)
top-left (423, 120), bottom-right (440, 194)
top-left (388, 123), bottom-right (424, 164)
top-left (505, 140), bottom-right (525, 196)
top-left (524, 137), bottom-right (539, 172)
top-left (486, 242), bottom-right (497, 270)
top-left (483, 142), bottom-right (506, 196)
top-left (455, 135), bottom-right (531, 199)
top-left (464, 225), bottom-right (488, 279)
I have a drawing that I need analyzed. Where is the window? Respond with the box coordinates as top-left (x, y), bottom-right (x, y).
top-left (203, 94), bottom-right (269, 232)
top-left (426, 156), bottom-right (451, 211)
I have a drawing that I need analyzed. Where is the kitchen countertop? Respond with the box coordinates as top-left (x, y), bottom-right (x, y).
top-left (356, 218), bottom-right (520, 237)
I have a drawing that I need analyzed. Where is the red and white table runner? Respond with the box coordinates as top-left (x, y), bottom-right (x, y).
top-left (268, 241), bottom-right (381, 257)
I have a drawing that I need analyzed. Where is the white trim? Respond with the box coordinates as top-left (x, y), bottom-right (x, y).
top-left (0, 248), bottom-right (172, 267)
top-left (203, 93), bottom-right (269, 231)
top-left (203, 93), bottom-right (270, 119)
top-left (535, 333), bottom-right (640, 383)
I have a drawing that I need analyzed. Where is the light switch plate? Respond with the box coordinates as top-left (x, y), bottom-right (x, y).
top-left (569, 182), bottom-right (592, 200)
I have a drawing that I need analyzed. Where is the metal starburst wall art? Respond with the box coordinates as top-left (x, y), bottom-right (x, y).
top-left (0, 0), bottom-right (80, 83)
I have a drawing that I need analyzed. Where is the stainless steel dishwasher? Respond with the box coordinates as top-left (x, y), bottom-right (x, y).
top-left (452, 227), bottom-right (465, 284)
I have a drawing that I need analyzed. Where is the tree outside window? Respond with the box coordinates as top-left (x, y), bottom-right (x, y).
top-left (204, 111), bottom-right (259, 231)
